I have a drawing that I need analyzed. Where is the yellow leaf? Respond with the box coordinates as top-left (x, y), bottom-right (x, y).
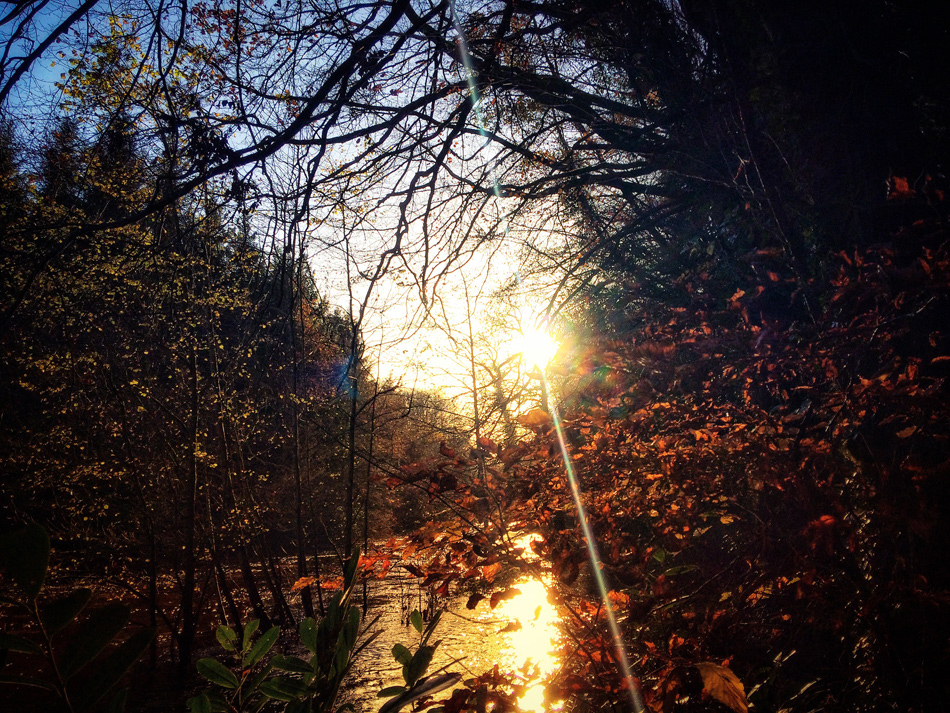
top-left (696, 662), bottom-right (747, 713)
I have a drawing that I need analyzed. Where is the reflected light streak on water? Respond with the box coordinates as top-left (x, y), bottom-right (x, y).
top-left (493, 577), bottom-right (562, 711)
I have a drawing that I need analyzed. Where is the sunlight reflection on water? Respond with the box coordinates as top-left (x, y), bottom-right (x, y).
top-left (346, 538), bottom-right (565, 712)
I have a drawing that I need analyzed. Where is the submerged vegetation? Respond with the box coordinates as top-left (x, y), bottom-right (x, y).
top-left (2, 0), bottom-right (949, 711)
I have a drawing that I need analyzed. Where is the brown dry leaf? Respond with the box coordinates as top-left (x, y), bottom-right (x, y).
top-left (517, 408), bottom-right (552, 428)
top-left (696, 662), bottom-right (748, 713)
top-left (466, 593), bottom-right (485, 610)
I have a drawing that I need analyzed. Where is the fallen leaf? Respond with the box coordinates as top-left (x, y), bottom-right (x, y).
top-left (696, 662), bottom-right (747, 713)
top-left (291, 576), bottom-right (315, 591)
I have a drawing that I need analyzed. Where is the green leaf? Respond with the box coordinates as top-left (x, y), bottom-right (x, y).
top-left (422, 612), bottom-right (442, 646)
top-left (73, 627), bottom-right (155, 710)
top-left (244, 660), bottom-right (275, 693)
top-left (259, 677), bottom-right (308, 701)
top-left (242, 620), bottom-right (260, 654)
top-left (197, 658), bottom-right (239, 689)
top-left (344, 547), bottom-right (360, 586)
top-left (188, 693), bottom-right (213, 713)
top-left (342, 607), bottom-right (359, 651)
top-left (0, 673), bottom-right (58, 691)
top-left (104, 687), bottom-right (128, 713)
top-left (245, 626), bottom-right (279, 668)
top-left (272, 655), bottom-right (313, 674)
top-left (42, 588), bottom-right (92, 636)
top-left (409, 610), bottom-right (423, 634)
top-left (299, 617), bottom-right (317, 655)
top-left (378, 685), bottom-right (407, 698)
top-left (0, 633), bottom-right (43, 655)
top-left (60, 602), bottom-right (130, 678)
top-left (0, 524), bottom-right (49, 600)
top-left (392, 643), bottom-right (412, 666)
top-left (215, 626), bottom-right (238, 652)
top-left (406, 645), bottom-right (435, 687)
top-left (652, 548), bottom-right (667, 563)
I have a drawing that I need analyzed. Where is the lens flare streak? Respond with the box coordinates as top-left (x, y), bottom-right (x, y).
top-left (543, 373), bottom-right (646, 713)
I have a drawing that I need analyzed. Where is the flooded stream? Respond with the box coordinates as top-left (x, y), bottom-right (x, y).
top-left (342, 572), bottom-right (563, 712)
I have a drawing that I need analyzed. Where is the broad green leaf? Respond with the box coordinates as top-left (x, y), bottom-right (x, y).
top-left (242, 619), bottom-right (260, 654)
top-left (197, 658), bottom-right (239, 689)
top-left (245, 626), bottom-right (279, 668)
top-left (259, 676), bottom-right (308, 701)
top-left (342, 607), bottom-right (359, 651)
top-left (215, 626), bottom-right (238, 652)
top-left (0, 633), bottom-right (43, 655)
top-left (378, 685), bottom-right (407, 698)
top-left (104, 687), bottom-right (128, 713)
top-left (333, 638), bottom-right (348, 675)
top-left (73, 627), bottom-right (155, 710)
top-left (652, 548), bottom-right (667, 563)
top-left (245, 660), bottom-right (275, 693)
top-left (42, 588), bottom-right (92, 636)
top-left (0, 673), bottom-right (58, 691)
top-left (60, 602), bottom-right (130, 678)
top-left (391, 643), bottom-right (412, 666)
top-left (379, 673), bottom-right (461, 713)
top-left (272, 655), bottom-right (313, 674)
top-left (409, 610), bottom-right (423, 634)
top-left (406, 645), bottom-right (435, 687)
top-left (188, 693), bottom-right (213, 713)
top-left (0, 524), bottom-right (49, 600)
top-left (298, 617), bottom-right (317, 655)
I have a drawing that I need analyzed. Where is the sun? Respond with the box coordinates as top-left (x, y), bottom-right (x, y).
top-left (516, 322), bottom-right (559, 369)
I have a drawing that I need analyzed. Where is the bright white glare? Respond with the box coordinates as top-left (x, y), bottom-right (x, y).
top-left (516, 323), bottom-right (559, 369)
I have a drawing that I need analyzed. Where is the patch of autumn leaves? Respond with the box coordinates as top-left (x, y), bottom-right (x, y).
top-left (386, 219), bottom-right (949, 710)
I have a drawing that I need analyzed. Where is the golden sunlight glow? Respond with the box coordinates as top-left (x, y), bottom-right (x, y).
top-left (516, 322), bottom-right (559, 369)
top-left (494, 577), bottom-right (562, 711)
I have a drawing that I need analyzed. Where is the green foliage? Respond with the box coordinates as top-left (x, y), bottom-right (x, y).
top-left (376, 610), bottom-right (460, 713)
top-left (189, 549), bottom-right (383, 713)
top-left (0, 524), bottom-right (155, 712)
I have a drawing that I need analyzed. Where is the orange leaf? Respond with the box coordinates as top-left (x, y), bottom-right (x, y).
top-left (517, 408), bottom-right (552, 428)
top-left (888, 176), bottom-right (915, 200)
top-left (291, 576), bottom-right (316, 592)
top-left (482, 562), bottom-right (502, 582)
top-left (695, 662), bottom-right (748, 713)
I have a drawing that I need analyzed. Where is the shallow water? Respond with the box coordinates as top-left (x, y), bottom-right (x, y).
top-left (343, 573), bottom-right (563, 712)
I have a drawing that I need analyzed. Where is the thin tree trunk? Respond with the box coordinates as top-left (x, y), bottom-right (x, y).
top-left (239, 545), bottom-right (272, 628)
top-left (291, 251), bottom-right (314, 618)
top-left (178, 346), bottom-right (200, 678)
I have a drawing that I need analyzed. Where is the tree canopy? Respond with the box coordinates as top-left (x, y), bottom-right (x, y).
top-left (1, 1), bottom-right (948, 711)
